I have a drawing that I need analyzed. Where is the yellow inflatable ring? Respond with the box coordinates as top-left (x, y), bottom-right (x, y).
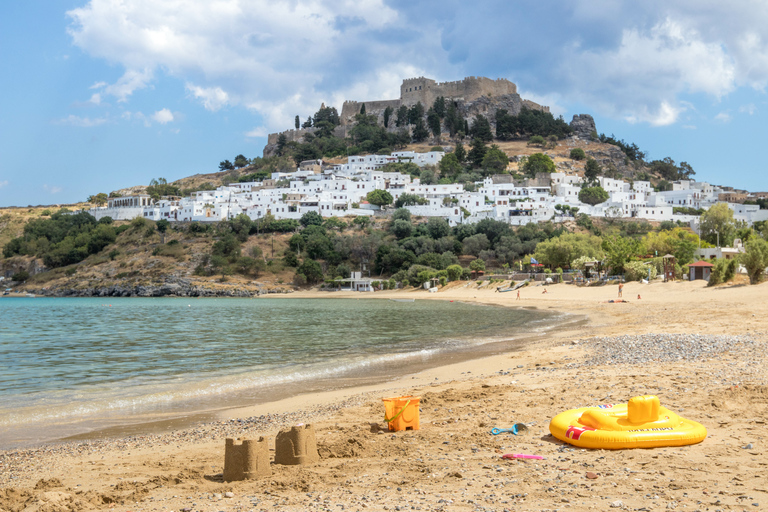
top-left (549, 395), bottom-right (707, 449)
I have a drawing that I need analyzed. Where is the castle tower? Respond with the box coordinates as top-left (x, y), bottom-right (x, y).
top-left (274, 424), bottom-right (320, 465)
top-left (223, 437), bottom-right (271, 481)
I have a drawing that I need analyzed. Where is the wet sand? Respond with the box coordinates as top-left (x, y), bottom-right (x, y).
top-left (1, 279), bottom-right (767, 512)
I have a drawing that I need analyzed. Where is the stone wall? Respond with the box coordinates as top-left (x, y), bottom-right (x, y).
top-left (264, 75), bottom-right (551, 155)
top-left (521, 99), bottom-right (550, 113)
top-left (400, 76), bottom-right (519, 108)
top-left (339, 99), bottom-right (402, 126)
top-left (264, 125), bottom-right (349, 157)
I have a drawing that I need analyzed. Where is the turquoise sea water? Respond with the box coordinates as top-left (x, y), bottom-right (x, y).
top-left (0, 297), bottom-right (557, 448)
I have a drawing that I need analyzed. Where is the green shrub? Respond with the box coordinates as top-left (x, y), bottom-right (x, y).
top-left (401, 279), bottom-right (409, 288)
top-left (570, 148), bottom-right (586, 160)
top-left (416, 270), bottom-right (434, 285)
top-left (439, 276), bottom-right (447, 286)
top-left (12, 270), bottom-right (29, 282)
top-left (446, 264), bottom-right (463, 281)
top-left (152, 243), bottom-right (186, 261)
top-left (624, 261), bottom-right (657, 281)
top-left (469, 258), bottom-right (485, 272)
top-left (708, 258), bottom-right (737, 286)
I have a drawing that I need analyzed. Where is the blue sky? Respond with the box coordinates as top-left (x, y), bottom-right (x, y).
top-left (2, 0), bottom-right (768, 207)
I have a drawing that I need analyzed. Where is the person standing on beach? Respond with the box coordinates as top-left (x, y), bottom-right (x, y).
top-left (516, 289), bottom-right (520, 300)
top-left (618, 282), bottom-right (624, 298)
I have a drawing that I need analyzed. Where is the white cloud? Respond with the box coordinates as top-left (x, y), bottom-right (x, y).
top-left (715, 111), bottom-right (732, 123)
top-left (43, 184), bottom-right (63, 194)
top-left (245, 127), bottom-right (268, 138)
top-left (103, 68), bottom-right (154, 102)
top-left (65, 1), bottom-right (768, 129)
top-left (66, 0), bottom-right (413, 131)
top-left (739, 103), bottom-right (756, 115)
top-left (54, 114), bottom-right (109, 127)
top-left (90, 81), bottom-right (107, 89)
top-left (185, 84), bottom-right (230, 112)
top-left (624, 102), bottom-right (684, 127)
top-left (0, 180), bottom-right (9, 189)
top-left (151, 108), bottom-right (174, 124)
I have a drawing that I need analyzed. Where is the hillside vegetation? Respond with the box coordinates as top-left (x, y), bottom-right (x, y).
top-left (4, 99), bottom-right (767, 294)
top-left (3, 199), bottom-right (766, 296)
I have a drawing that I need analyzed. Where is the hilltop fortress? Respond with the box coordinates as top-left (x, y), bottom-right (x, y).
top-left (265, 76), bottom-right (549, 155)
top-left (340, 76), bottom-right (548, 125)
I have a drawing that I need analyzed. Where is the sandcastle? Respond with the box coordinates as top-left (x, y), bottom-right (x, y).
top-left (274, 424), bottom-right (319, 465)
top-left (223, 437), bottom-right (271, 481)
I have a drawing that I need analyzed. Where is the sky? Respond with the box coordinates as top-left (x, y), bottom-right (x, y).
top-left (2, 0), bottom-right (768, 207)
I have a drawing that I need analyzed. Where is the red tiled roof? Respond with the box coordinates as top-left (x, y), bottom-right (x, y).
top-left (689, 260), bottom-right (714, 267)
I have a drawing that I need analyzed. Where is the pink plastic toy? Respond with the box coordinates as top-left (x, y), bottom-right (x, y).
top-left (502, 453), bottom-right (543, 460)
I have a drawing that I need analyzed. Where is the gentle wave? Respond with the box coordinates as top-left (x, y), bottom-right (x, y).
top-left (0, 297), bottom-right (555, 447)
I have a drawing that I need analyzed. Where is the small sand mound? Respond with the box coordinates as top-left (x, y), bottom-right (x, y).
top-left (34, 478), bottom-right (64, 490)
top-left (318, 437), bottom-right (375, 459)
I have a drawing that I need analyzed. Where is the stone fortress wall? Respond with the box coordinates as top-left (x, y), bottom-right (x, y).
top-left (339, 98), bottom-right (401, 126)
top-left (399, 76), bottom-right (519, 108)
top-left (266, 125), bottom-right (349, 146)
top-left (267, 76), bottom-right (550, 154)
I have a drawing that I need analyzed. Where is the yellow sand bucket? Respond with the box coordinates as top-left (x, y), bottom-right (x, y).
top-left (382, 395), bottom-right (420, 431)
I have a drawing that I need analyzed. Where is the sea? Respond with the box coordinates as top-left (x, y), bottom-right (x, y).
top-left (0, 297), bottom-right (563, 449)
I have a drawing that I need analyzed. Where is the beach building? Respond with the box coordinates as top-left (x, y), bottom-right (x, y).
top-left (338, 272), bottom-right (375, 292)
top-left (695, 239), bottom-right (745, 261)
top-left (689, 260), bottom-right (714, 281)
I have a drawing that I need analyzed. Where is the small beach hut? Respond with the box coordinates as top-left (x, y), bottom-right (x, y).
top-left (689, 260), bottom-right (714, 281)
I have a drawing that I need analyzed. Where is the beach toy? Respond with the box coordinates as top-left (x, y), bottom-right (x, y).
top-left (502, 453), bottom-right (543, 460)
top-left (382, 395), bottom-right (420, 431)
top-left (490, 423), bottom-right (527, 435)
top-left (549, 395), bottom-right (707, 449)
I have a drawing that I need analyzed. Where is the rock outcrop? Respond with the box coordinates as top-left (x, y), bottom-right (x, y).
top-left (570, 114), bottom-right (597, 140)
top-left (27, 277), bottom-right (295, 298)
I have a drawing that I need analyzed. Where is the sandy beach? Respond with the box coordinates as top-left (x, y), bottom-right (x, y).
top-left (1, 279), bottom-right (767, 512)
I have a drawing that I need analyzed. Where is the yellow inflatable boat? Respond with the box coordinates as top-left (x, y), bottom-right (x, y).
top-left (549, 395), bottom-right (707, 449)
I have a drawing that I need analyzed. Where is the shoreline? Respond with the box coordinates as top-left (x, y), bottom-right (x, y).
top-left (2, 279), bottom-right (767, 511)
top-left (0, 296), bottom-right (575, 450)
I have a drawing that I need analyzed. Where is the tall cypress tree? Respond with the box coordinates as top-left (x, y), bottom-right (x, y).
top-left (455, 141), bottom-right (466, 163)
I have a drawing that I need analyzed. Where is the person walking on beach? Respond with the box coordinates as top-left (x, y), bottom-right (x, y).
top-left (516, 289), bottom-right (520, 300)
top-left (618, 282), bottom-right (624, 298)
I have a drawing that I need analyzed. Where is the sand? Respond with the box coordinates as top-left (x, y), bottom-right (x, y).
top-left (1, 279), bottom-right (767, 512)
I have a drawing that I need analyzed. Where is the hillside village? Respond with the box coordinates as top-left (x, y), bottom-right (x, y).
top-left (3, 75), bottom-right (768, 294)
top-left (81, 76), bottom-right (768, 231)
top-left (83, 147), bottom-right (768, 231)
